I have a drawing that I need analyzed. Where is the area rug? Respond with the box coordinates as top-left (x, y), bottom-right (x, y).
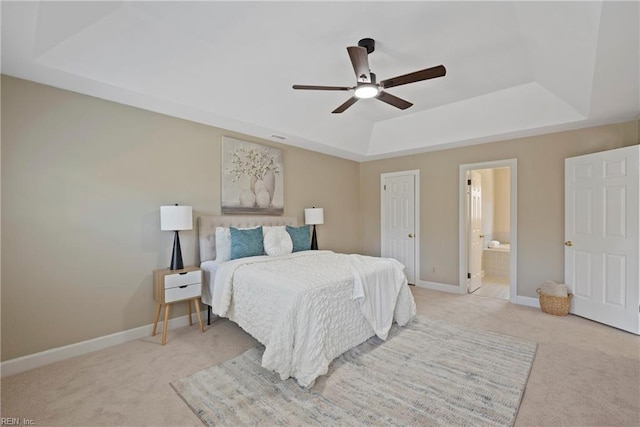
top-left (171, 316), bottom-right (537, 426)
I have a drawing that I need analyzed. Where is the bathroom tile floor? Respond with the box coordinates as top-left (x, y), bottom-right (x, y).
top-left (472, 276), bottom-right (510, 300)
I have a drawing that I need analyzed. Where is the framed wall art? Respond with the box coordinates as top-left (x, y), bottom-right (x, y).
top-left (221, 137), bottom-right (284, 214)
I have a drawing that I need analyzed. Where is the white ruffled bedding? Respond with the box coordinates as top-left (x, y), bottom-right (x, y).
top-left (210, 250), bottom-right (416, 388)
top-left (349, 254), bottom-right (409, 340)
top-left (199, 260), bottom-right (221, 307)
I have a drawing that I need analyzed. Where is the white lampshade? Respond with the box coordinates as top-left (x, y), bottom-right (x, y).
top-left (160, 205), bottom-right (193, 231)
top-left (304, 208), bottom-right (324, 225)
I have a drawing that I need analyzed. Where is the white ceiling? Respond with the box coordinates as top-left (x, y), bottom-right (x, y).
top-left (2, 1), bottom-right (639, 161)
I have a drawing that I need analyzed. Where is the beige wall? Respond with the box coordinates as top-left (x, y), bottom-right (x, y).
top-left (1, 76), bottom-right (361, 360)
top-left (493, 167), bottom-right (510, 242)
top-left (478, 169), bottom-right (495, 242)
top-left (360, 120), bottom-right (639, 295)
top-left (2, 74), bottom-right (639, 361)
top-left (476, 167), bottom-right (510, 245)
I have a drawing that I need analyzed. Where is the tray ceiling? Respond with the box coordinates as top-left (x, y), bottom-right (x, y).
top-left (2, 1), bottom-right (638, 161)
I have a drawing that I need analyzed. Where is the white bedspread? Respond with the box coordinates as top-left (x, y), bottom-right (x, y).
top-left (349, 254), bottom-right (408, 340)
top-left (211, 251), bottom-right (416, 388)
top-left (199, 260), bottom-right (221, 307)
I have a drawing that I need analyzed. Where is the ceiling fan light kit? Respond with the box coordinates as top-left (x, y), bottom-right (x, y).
top-left (354, 84), bottom-right (379, 99)
top-left (293, 38), bottom-right (446, 113)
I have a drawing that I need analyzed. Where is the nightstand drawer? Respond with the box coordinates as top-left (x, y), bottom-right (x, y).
top-left (165, 283), bottom-right (201, 303)
top-left (164, 270), bottom-right (201, 289)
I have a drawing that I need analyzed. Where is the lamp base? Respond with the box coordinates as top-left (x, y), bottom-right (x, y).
top-left (170, 230), bottom-right (184, 270)
top-left (310, 224), bottom-right (318, 250)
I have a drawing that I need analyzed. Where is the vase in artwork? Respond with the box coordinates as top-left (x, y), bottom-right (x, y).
top-left (262, 170), bottom-right (276, 206)
top-left (243, 172), bottom-right (276, 208)
top-left (239, 189), bottom-right (256, 207)
top-left (255, 190), bottom-right (270, 208)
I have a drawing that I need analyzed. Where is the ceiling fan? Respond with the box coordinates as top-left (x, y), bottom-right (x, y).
top-left (292, 38), bottom-right (446, 114)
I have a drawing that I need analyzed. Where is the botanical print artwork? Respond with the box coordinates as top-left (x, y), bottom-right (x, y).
top-left (221, 137), bottom-right (284, 214)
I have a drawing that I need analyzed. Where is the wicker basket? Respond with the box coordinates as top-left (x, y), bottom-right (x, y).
top-left (537, 288), bottom-right (573, 316)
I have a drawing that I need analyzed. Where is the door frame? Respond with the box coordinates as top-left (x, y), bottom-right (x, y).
top-left (459, 159), bottom-right (518, 302)
top-left (381, 170), bottom-right (420, 284)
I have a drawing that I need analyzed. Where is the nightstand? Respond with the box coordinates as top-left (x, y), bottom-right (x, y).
top-left (152, 266), bottom-right (204, 345)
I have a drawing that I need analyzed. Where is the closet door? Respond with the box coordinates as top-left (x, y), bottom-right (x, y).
top-left (565, 145), bottom-right (639, 334)
top-left (381, 171), bottom-right (417, 285)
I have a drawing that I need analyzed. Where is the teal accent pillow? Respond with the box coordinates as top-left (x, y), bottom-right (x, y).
top-left (230, 226), bottom-right (264, 260)
top-left (286, 225), bottom-right (311, 252)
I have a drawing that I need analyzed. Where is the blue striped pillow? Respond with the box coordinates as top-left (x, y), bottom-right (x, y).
top-left (230, 226), bottom-right (264, 260)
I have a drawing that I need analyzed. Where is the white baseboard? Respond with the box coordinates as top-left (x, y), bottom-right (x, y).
top-left (1, 310), bottom-right (208, 378)
top-left (514, 295), bottom-right (540, 308)
top-left (3, 291), bottom-right (539, 378)
top-left (416, 280), bottom-right (464, 294)
top-left (416, 280), bottom-right (541, 309)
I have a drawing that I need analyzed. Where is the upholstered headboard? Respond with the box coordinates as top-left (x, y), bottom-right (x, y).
top-left (197, 215), bottom-right (298, 263)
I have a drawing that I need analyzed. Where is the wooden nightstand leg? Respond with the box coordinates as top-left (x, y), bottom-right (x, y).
top-left (194, 298), bottom-right (204, 333)
top-left (152, 303), bottom-right (162, 336)
top-left (162, 304), bottom-right (170, 345)
top-left (187, 300), bottom-right (193, 326)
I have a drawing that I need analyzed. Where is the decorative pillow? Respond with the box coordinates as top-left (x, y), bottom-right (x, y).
top-left (264, 227), bottom-right (293, 256)
top-left (214, 227), bottom-right (232, 262)
top-left (230, 226), bottom-right (264, 260)
top-left (286, 225), bottom-right (311, 252)
top-left (215, 226), bottom-right (264, 262)
top-left (262, 225), bottom-right (285, 236)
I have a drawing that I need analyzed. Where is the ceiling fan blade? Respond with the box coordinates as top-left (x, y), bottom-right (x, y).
top-left (376, 91), bottom-right (413, 110)
top-left (380, 65), bottom-right (446, 89)
top-left (347, 46), bottom-right (371, 83)
top-left (293, 85), bottom-right (351, 91)
top-left (332, 97), bottom-right (359, 114)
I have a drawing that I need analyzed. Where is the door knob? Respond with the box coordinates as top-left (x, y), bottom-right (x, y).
top-left (565, 241), bottom-right (573, 247)
top-left (408, 233), bottom-right (414, 238)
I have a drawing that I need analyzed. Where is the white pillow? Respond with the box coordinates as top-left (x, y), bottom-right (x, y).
top-left (214, 227), bottom-right (232, 262)
top-left (262, 225), bottom-right (285, 236)
top-left (263, 227), bottom-right (293, 257)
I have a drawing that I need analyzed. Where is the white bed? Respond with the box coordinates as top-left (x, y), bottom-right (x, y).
top-left (197, 215), bottom-right (416, 388)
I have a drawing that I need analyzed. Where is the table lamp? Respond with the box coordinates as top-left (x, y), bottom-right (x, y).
top-left (160, 204), bottom-right (193, 270)
top-left (304, 207), bottom-right (324, 250)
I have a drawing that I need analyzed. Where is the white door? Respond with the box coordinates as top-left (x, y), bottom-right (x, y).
top-left (565, 145), bottom-right (639, 334)
top-left (382, 172), bottom-right (417, 284)
top-left (468, 171), bottom-right (483, 292)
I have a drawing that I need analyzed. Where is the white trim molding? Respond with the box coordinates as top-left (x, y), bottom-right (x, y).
top-left (418, 281), bottom-right (541, 312)
top-left (416, 280), bottom-right (464, 294)
top-left (515, 295), bottom-right (540, 308)
top-left (459, 159), bottom-right (518, 301)
top-left (417, 280), bottom-right (541, 309)
top-left (1, 310), bottom-right (208, 377)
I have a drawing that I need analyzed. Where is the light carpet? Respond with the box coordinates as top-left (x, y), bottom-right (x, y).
top-left (171, 316), bottom-right (537, 426)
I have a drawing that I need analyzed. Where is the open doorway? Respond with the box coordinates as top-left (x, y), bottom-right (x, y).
top-left (459, 159), bottom-right (517, 302)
